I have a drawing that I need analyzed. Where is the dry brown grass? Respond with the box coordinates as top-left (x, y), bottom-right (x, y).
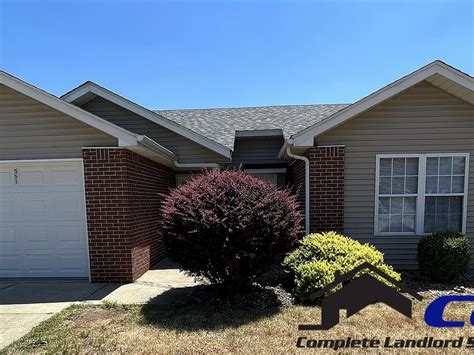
top-left (3, 296), bottom-right (474, 354)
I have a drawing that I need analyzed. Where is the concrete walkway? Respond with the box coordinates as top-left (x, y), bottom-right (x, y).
top-left (0, 260), bottom-right (196, 349)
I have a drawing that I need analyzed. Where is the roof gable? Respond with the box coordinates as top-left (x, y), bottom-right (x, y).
top-left (291, 60), bottom-right (474, 147)
top-left (0, 71), bottom-right (140, 147)
top-left (61, 82), bottom-right (232, 159)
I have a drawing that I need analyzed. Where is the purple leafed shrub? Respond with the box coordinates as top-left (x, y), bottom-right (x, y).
top-left (161, 170), bottom-right (303, 294)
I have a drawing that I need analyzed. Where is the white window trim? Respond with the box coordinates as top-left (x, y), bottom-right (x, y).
top-left (374, 153), bottom-right (469, 236)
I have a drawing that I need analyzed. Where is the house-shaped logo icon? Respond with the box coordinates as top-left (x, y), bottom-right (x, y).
top-left (299, 262), bottom-right (423, 330)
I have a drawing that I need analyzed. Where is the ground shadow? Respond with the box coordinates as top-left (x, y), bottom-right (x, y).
top-left (141, 285), bottom-right (282, 331)
top-left (0, 280), bottom-right (120, 305)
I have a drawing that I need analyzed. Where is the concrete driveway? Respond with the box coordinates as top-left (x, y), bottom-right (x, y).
top-left (0, 260), bottom-right (196, 349)
top-left (0, 280), bottom-right (117, 349)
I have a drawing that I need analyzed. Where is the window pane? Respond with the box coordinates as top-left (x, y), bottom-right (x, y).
top-left (436, 214), bottom-right (449, 231)
top-left (406, 158), bottom-right (418, 175)
top-left (404, 197), bottom-right (416, 214)
top-left (393, 158), bottom-right (405, 175)
top-left (403, 215), bottom-right (415, 233)
top-left (438, 176), bottom-right (451, 193)
top-left (424, 196), bottom-right (463, 233)
top-left (450, 196), bottom-right (463, 214)
top-left (424, 215), bottom-right (435, 233)
top-left (437, 197), bottom-right (449, 213)
top-left (379, 197), bottom-right (390, 214)
top-left (390, 215), bottom-right (403, 232)
top-left (439, 157), bottom-right (452, 175)
top-left (449, 214), bottom-right (462, 232)
top-left (405, 176), bottom-right (418, 194)
top-left (379, 177), bottom-right (391, 194)
top-left (378, 196), bottom-right (416, 234)
top-left (391, 177), bottom-right (404, 194)
top-left (377, 156), bottom-right (419, 234)
top-left (452, 176), bottom-right (464, 193)
top-left (426, 176), bottom-right (438, 193)
top-left (380, 159), bottom-right (392, 176)
top-left (425, 196), bottom-right (436, 214)
top-left (426, 158), bottom-right (439, 175)
top-left (390, 197), bottom-right (403, 214)
top-left (452, 157), bottom-right (466, 175)
top-left (379, 215), bottom-right (390, 232)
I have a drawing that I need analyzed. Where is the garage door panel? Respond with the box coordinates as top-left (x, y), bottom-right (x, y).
top-left (51, 168), bottom-right (81, 186)
top-left (20, 193), bottom-right (51, 220)
top-left (26, 252), bottom-right (56, 274)
top-left (56, 224), bottom-right (87, 248)
top-left (52, 192), bottom-right (84, 220)
top-left (58, 254), bottom-right (88, 273)
top-left (0, 198), bottom-right (15, 221)
top-left (0, 253), bottom-right (22, 275)
top-left (0, 170), bottom-right (14, 186)
top-left (0, 226), bottom-right (18, 248)
top-left (0, 160), bottom-right (89, 278)
top-left (18, 168), bottom-right (47, 186)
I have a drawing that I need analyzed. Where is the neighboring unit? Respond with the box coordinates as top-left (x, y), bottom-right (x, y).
top-left (0, 60), bottom-right (472, 282)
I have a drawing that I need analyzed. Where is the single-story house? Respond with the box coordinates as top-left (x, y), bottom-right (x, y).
top-left (0, 60), bottom-right (473, 282)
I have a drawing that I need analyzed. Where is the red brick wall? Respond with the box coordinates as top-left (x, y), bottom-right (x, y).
top-left (307, 146), bottom-right (345, 233)
top-left (82, 148), bottom-right (175, 283)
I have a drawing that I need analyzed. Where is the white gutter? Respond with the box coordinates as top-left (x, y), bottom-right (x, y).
top-left (137, 135), bottom-right (177, 161)
top-left (286, 143), bottom-right (310, 234)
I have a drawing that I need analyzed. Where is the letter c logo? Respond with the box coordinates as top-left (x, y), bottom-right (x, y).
top-left (425, 295), bottom-right (474, 327)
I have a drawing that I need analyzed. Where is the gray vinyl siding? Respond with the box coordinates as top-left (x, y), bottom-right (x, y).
top-left (81, 97), bottom-right (227, 163)
top-left (316, 81), bottom-right (474, 269)
top-left (0, 85), bottom-right (117, 160)
top-left (231, 136), bottom-right (286, 166)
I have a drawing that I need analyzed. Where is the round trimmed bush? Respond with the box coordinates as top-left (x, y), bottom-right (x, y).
top-left (161, 170), bottom-right (303, 294)
top-left (417, 231), bottom-right (471, 282)
top-left (283, 231), bottom-right (400, 301)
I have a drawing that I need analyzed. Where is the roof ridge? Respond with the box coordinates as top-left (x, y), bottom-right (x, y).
top-left (155, 103), bottom-right (351, 112)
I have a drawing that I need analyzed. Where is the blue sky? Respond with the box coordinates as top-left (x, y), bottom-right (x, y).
top-left (1, 0), bottom-right (473, 109)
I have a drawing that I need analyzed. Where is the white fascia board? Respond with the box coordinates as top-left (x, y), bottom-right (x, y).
top-left (62, 82), bottom-right (232, 159)
top-left (0, 72), bottom-right (139, 147)
top-left (292, 61), bottom-right (474, 147)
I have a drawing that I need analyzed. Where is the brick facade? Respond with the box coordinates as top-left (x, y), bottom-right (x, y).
top-left (291, 146), bottom-right (345, 233)
top-left (307, 146), bottom-right (345, 232)
top-left (82, 148), bottom-right (175, 282)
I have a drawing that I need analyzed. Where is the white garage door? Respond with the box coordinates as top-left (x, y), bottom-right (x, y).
top-left (0, 160), bottom-right (89, 278)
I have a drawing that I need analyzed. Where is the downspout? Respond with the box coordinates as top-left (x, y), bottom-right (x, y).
top-left (286, 144), bottom-right (310, 234)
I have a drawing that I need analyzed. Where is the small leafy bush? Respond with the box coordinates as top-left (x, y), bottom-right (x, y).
top-left (417, 231), bottom-right (471, 282)
top-left (161, 170), bottom-right (303, 294)
top-left (283, 231), bottom-right (400, 301)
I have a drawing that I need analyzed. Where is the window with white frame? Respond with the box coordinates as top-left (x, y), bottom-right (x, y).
top-left (375, 154), bottom-right (469, 236)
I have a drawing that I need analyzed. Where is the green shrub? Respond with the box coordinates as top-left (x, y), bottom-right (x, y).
top-left (283, 231), bottom-right (400, 301)
top-left (417, 231), bottom-right (471, 282)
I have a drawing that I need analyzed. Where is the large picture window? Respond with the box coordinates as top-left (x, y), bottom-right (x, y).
top-left (375, 154), bottom-right (469, 236)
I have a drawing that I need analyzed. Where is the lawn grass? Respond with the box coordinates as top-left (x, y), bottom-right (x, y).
top-left (3, 296), bottom-right (474, 354)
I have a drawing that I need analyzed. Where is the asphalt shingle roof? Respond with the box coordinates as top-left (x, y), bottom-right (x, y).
top-left (156, 104), bottom-right (349, 149)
